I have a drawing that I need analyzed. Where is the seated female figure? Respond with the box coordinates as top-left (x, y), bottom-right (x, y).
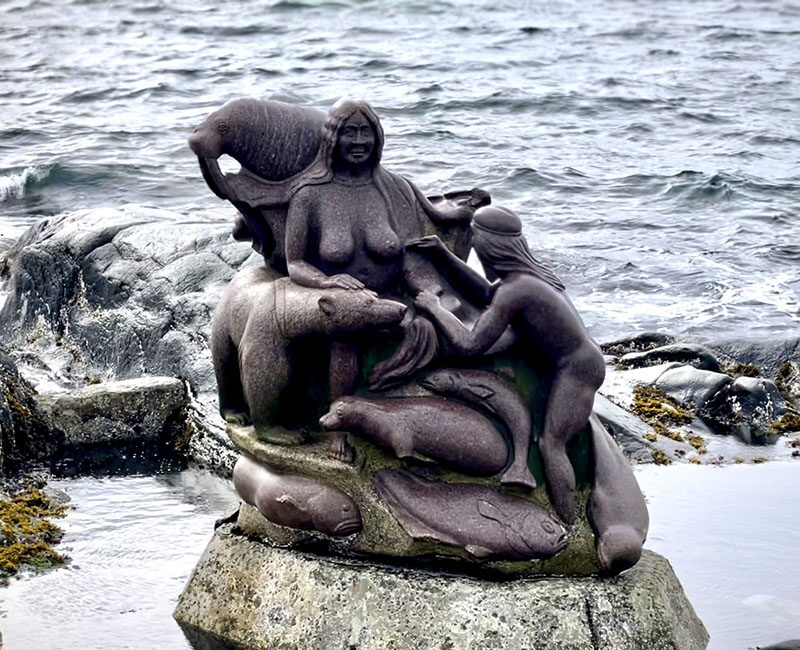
top-left (285, 98), bottom-right (472, 462)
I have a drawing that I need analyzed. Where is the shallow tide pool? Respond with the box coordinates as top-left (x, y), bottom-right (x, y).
top-left (1, 462), bottom-right (799, 649)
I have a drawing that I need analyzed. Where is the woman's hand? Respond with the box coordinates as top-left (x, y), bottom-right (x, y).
top-left (406, 235), bottom-right (446, 253)
top-left (414, 290), bottom-right (441, 314)
top-left (322, 273), bottom-right (366, 290)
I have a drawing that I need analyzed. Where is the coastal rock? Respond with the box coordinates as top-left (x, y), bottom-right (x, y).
top-left (33, 376), bottom-right (189, 447)
top-left (698, 376), bottom-right (791, 444)
top-left (619, 343), bottom-right (722, 373)
top-left (654, 366), bottom-right (732, 407)
top-left (600, 332), bottom-right (675, 358)
top-left (175, 527), bottom-right (709, 650)
top-left (0, 206), bottom-right (255, 393)
top-left (775, 361), bottom-right (800, 408)
top-left (0, 207), bottom-right (255, 470)
top-left (710, 337), bottom-right (800, 378)
top-left (592, 394), bottom-right (692, 463)
top-left (0, 351), bottom-right (63, 476)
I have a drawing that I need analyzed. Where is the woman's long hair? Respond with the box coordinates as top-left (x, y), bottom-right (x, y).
top-left (473, 223), bottom-right (565, 292)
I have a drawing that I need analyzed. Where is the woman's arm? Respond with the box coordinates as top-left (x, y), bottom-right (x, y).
top-left (415, 288), bottom-right (512, 357)
top-left (407, 235), bottom-right (497, 306)
top-left (285, 189), bottom-right (365, 290)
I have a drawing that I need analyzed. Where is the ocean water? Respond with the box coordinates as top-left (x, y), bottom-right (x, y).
top-left (1, 0), bottom-right (798, 343)
top-left (1, 464), bottom-right (799, 649)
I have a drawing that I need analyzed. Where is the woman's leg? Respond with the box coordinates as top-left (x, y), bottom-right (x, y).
top-left (328, 340), bottom-right (359, 463)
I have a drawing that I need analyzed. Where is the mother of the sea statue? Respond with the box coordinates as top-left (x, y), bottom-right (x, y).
top-left (176, 96), bottom-right (709, 650)
top-left (194, 95), bottom-right (648, 578)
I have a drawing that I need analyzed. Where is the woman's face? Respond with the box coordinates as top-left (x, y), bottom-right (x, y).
top-left (336, 111), bottom-right (375, 165)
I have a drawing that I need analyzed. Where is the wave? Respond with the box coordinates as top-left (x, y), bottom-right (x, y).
top-left (0, 165), bottom-right (54, 201)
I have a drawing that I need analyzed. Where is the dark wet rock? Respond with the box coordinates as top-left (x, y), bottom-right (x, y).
top-left (0, 350), bottom-right (63, 476)
top-left (619, 343), bottom-right (722, 373)
top-left (600, 332), bottom-right (675, 358)
top-left (654, 366), bottom-right (733, 407)
top-left (0, 207), bottom-right (256, 471)
top-left (0, 206), bottom-right (255, 393)
top-left (698, 376), bottom-right (792, 444)
top-left (33, 376), bottom-right (189, 447)
top-left (710, 336), bottom-right (800, 378)
top-left (775, 361), bottom-right (800, 408)
top-left (758, 642), bottom-right (800, 650)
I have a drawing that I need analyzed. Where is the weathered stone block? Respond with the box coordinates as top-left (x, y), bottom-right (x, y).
top-left (174, 525), bottom-right (708, 650)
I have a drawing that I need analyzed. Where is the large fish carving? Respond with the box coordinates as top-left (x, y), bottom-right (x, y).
top-left (374, 469), bottom-right (566, 560)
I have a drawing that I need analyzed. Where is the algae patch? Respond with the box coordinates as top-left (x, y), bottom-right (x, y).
top-left (632, 385), bottom-right (695, 447)
top-left (767, 412), bottom-right (800, 435)
top-left (722, 362), bottom-right (760, 378)
top-left (0, 488), bottom-right (69, 580)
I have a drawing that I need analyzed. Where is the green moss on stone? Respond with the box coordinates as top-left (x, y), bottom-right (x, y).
top-left (0, 488), bottom-right (69, 579)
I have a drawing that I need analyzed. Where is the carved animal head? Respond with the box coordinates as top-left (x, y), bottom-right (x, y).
top-left (316, 290), bottom-right (406, 334)
top-left (307, 489), bottom-right (363, 537)
top-left (518, 511), bottom-right (568, 557)
top-left (596, 525), bottom-right (644, 575)
top-left (420, 370), bottom-right (457, 394)
top-left (319, 398), bottom-right (350, 431)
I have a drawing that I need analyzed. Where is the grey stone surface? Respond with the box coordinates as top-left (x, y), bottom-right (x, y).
top-left (175, 524), bottom-right (709, 650)
top-left (0, 206), bottom-right (253, 470)
top-left (654, 366), bottom-right (733, 407)
top-left (709, 336), bottom-right (800, 378)
top-left (619, 343), bottom-right (722, 373)
top-left (0, 206), bottom-right (254, 392)
top-left (33, 376), bottom-right (188, 446)
top-left (600, 332), bottom-right (675, 358)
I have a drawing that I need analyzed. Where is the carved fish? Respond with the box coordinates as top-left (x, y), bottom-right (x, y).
top-left (374, 469), bottom-right (566, 560)
top-left (421, 368), bottom-right (537, 489)
top-left (233, 454), bottom-right (362, 537)
top-left (586, 415), bottom-right (649, 574)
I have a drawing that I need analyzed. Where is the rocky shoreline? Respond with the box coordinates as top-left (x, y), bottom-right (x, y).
top-left (1, 207), bottom-right (798, 579)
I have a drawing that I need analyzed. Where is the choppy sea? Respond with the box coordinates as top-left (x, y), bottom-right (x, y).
top-left (1, 0), bottom-right (798, 343)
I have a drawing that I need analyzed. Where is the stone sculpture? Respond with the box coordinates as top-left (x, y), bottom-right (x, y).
top-left (411, 205), bottom-right (606, 524)
top-left (233, 454), bottom-right (362, 537)
top-left (320, 395), bottom-right (508, 475)
top-left (195, 96), bottom-right (647, 576)
top-left (374, 469), bottom-right (567, 560)
top-left (420, 368), bottom-right (537, 489)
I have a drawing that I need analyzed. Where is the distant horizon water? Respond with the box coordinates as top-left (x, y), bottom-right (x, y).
top-left (1, 0), bottom-right (798, 344)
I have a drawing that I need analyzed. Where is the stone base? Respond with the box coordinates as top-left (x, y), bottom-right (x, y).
top-left (174, 524), bottom-right (708, 650)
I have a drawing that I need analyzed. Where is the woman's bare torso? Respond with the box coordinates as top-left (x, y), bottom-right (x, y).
top-left (296, 179), bottom-right (405, 294)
